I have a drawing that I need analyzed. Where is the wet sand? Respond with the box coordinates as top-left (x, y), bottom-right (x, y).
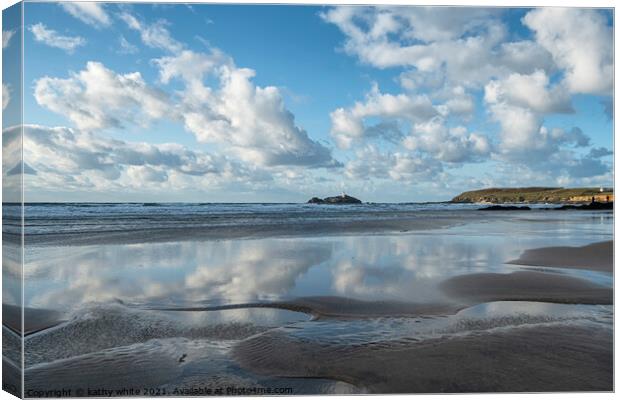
top-left (3, 304), bottom-right (66, 335)
top-left (10, 215), bottom-right (613, 395)
top-left (151, 297), bottom-right (465, 320)
top-left (507, 240), bottom-right (613, 272)
top-left (3, 357), bottom-right (22, 397)
top-left (232, 238), bottom-right (614, 393)
top-left (439, 270), bottom-right (613, 305)
top-left (18, 214), bottom-right (471, 246)
top-left (233, 323), bottom-right (612, 393)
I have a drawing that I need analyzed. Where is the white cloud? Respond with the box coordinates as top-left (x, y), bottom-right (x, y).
top-left (330, 82), bottom-right (491, 179)
top-left (60, 2), bottom-right (111, 28)
top-left (154, 49), bottom-right (229, 86)
top-left (34, 61), bottom-right (171, 131)
top-left (345, 145), bottom-right (443, 182)
top-left (329, 82), bottom-right (486, 165)
top-left (484, 70), bottom-right (573, 114)
top-left (4, 124), bottom-right (261, 193)
top-left (118, 36), bottom-right (138, 54)
top-left (486, 100), bottom-right (589, 162)
top-left (33, 11), bottom-right (340, 170)
top-left (483, 70), bottom-right (588, 161)
top-left (2, 29), bottom-right (15, 49)
top-left (155, 50), bottom-right (340, 168)
top-left (330, 83), bottom-right (437, 148)
top-left (119, 12), bottom-right (183, 53)
top-left (321, 6), bottom-right (554, 87)
top-left (497, 40), bottom-right (556, 76)
top-left (323, 6), bottom-right (610, 186)
top-left (323, 6), bottom-right (611, 96)
top-left (2, 83), bottom-right (10, 110)
top-left (523, 8), bottom-right (613, 95)
top-left (29, 23), bottom-right (85, 54)
top-left (403, 118), bottom-right (490, 163)
top-left (116, 13), bottom-right (339, 167)
top-left (434, 85), bottom-right (475, 118)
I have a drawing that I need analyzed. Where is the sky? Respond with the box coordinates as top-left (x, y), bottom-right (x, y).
top-left (1, 2), bottom-right (614, 202)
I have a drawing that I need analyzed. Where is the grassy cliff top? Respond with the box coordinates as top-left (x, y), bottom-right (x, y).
top-left (451, 187), bottom-right (613, 203)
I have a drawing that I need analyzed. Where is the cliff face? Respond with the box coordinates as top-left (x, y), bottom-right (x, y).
top-left (451, 187), bottom-right (614, 204)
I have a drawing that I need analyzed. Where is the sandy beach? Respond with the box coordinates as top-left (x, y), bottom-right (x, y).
top-left (232, 239), bottom-right (613, 393)
top-left (440, 270), bottom-right (613, 305)
top-left (6, 203), bottom-right (613, 395)
top-left (233, 322), bottom-right (612, 393)
top-left (508, 241), bottom-right (613, 272)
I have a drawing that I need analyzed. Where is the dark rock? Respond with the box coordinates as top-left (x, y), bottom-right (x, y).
top-left (479, 205), bottom-right (531, 211)
top-left (555, 202), bottom-right (613, 211)
top-left (307, 194), bottom-right (362, 204)
top-left (307, 197), bottom-right (325, 204)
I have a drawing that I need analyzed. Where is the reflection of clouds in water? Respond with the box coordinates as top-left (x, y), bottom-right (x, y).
top-left (456, 301), bottom-right (613, 325)
top-left (332, 260), bottom-right (408, 297)
top-left (3, 243), bottom-right (21, 305)
top-left (163, 307), bottom-right (307, 326)
top-left (25, 242), bottom-right (194, 278)
top-left (329, 235), bottom-right (515, 302)
top-left (26, 239), bottom-right (332, 310)
top-left (23, 226), bottom-right (611, 311)
top-left (185, 241), bottom-right (332, 302)
top-left (3, 243), bottom-right (21, 277)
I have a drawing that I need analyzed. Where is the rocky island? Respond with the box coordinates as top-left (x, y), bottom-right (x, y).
top-left (307, 194), bottom-right (362, 204)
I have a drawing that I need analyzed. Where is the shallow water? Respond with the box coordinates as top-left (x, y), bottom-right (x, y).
top-left (16, 210), bottom-right (612, 310)
top-left (5, 205), bottom-right (614, 394)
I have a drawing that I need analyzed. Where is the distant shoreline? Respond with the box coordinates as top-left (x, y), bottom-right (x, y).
top-left (451, 187), bottom-right (614, 204)
top-left (2, 186), bottom-right (614, 205)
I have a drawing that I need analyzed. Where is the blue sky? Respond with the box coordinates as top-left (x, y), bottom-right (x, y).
top-left (2, 3), bottom-right (614, 202)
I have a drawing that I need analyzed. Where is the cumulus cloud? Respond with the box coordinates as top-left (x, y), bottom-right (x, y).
top-left (4, 124), bottom-right (261, 193)
top-left (119, 12), bottom-right (183, 53)
top-left (29, 23), bottom-right (85, 53)
top-left (485, 101), bottom-right (588, 161)
top-left (26, 6), bottom-right (612, 195)
top-left (496, 40), bottom-right (557, 76)
top-left (154, 49), bottom-right (340, 168)
top-left (542, 149), bottom-right (611, 180)
top-left (330, 82), bottom-right (490, 172)
top-left (434, 85), bottom-right (475, 118)
top-left (60, 2), bottom-right (111, 28)
top-left (2, 83), bottom-right (10, 110)
top-left (523, 8), bottom-right (613, 95)
top-left (588, 147), bottom-right (613, 159)
top-left (2, 29), bottom-right (15, 49)
top-left (484, 70), bottom-right (573, 114)
top-left (330, 83), bottom-right (437, 148)
top-left (154, 49), bottom-right (229, 86)
top-left (403, 119), bottom-right (490, 163)
top-left (483, 70), bottom-right (588, 161)
top-left (323, 6), bottom-right (611, 96)
top-left (481, 69), bottom-right (581, 160)
top-left (345, 145), bottom-right (443, 182)
top-left (323, 6), bottom-right (611, 187)
top-left (321, 6), bottom-right (554, 87)
top-left (31, 13), bottom-right (339, 169)
top-left (34, 61), bottom-right (171, 131)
